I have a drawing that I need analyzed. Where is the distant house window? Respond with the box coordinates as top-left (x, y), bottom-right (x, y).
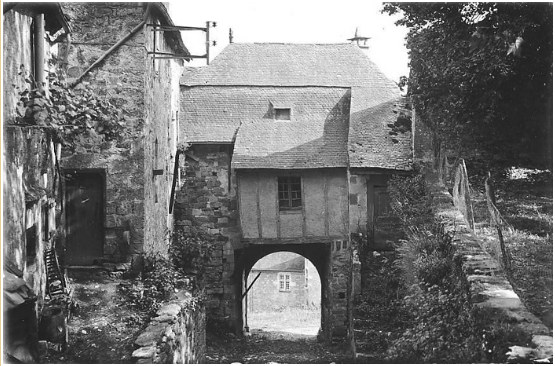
top-left (278, 176), bottom-right (302, 210)
top-left (279, 273), bottom-right (291, 291)
top-left (275, 108), bottom-right (291, 121)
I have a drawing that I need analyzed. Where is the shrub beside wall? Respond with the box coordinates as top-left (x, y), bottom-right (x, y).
top-left (384, 172), bottom-right (532, 363)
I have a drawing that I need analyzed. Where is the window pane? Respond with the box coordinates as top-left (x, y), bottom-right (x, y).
top-left (278, 176), bottom-right (302, 210)
top-left (279, 199), bottom-right (290, 208)
top-left (275, 108), bottom-right (291, 120)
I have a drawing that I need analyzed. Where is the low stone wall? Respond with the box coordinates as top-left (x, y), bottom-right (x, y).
top-left (132, 291), bottom-right (206, 364)
top-left (429, 175), bottom-right (553, 362)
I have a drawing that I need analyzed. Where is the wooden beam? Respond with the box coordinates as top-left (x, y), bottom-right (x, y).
top-left (168, 152), bottom-right (180, 214)
top-left (324, 175), bottom-right (329, 236)
top-left (241, 236), bottom-right (345, 246)
top-left (256, 173), bottom-right (262, 239)
top-left (241, 272), bottom-right (262, 299)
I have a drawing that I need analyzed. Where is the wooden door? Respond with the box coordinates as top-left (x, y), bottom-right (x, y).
top-left (65, 171), bottom-right (104, 265)
top-left (369, 185), bottom-right (404, 250)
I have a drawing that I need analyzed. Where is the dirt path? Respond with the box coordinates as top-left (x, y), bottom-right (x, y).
top-left (206, 329), bottom-right (351, 364)
top-left (42, 269), bottom-right (148, 364)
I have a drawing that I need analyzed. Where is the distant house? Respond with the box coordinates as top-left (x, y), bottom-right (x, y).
top-left (177, 41), bottom-right (413, 339)
top-left (247, 252), bottom-right (320, 312)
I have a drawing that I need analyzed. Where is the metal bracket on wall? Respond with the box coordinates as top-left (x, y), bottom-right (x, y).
top-left (147, 21), bottom-right (216, 65)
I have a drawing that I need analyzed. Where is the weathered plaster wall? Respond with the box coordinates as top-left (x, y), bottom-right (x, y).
top-left (237, 169), bottom-right (349, 241)
top-left (60, 3), bottom-right (147, 266)
top-left (142, 10), bottom-right (184, 256)
top-left (132, 292), bottom-right (206, 364)
top-left (2, 10), bottom-right (33, 124)
top-left (4, 129), bottom-right (58, 308)
top-left (247, 270), bottom-right (306, 311)
top-left (3, 9), bottom-right (59, 305)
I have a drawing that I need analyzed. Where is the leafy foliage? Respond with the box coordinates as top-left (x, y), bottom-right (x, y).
top-left (170, 230), bottom-right (214, 286)
top-left (383, 3), bottom-right (552, 160)
top-left (380, 173), bottom-right (527, 363)
top-left (14, 64), bottom-right (126, 147)
top-left (119, 253), bottom-right (191, 315)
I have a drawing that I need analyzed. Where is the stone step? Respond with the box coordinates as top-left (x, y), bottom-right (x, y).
top-left (355, 352), bottom-right (380, 363)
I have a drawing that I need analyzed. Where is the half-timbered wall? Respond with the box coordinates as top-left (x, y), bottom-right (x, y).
top-left (237, 169), bottom-right (349, 243)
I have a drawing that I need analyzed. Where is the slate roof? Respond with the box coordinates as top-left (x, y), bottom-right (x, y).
top-left (252, 252), bottom-right (305, 272)
top-left (349, 93), bottom-right (413, 170)
top-left (180, 42), bottom-right (413, 170)
top-left (181, 43), bottom-right (397, 88)
top-left (228, 88), bottom-right (350, 169)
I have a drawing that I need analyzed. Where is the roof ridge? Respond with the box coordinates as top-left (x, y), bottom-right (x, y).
top-left (236, 42), bottom-right (357, 45)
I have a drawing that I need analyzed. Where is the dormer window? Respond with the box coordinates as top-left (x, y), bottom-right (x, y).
top-left (275, 108), bottom-right (291, 121)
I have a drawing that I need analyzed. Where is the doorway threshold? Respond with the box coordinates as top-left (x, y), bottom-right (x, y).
top-left (65, 265), bottom-right (103, 270)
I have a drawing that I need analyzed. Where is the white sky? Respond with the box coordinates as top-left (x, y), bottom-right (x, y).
top-left (168, 1), bottom-right (409, 82)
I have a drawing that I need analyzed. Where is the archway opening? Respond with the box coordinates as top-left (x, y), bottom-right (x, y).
top-left (244, 251), bottom-right (322, 337)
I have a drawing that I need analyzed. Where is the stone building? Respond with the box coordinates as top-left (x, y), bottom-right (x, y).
top-left (247, 252), bottom-right (320, 313)
top-left (58, 3), bottom-right (188, 269)
top-left (177, 42), bottom-right (413, 340)
top-left (3, 3), bottom-right (70, 362)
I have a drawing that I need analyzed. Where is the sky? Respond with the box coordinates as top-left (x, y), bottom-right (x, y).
top-left (168, 1), bottom-right (409, 82)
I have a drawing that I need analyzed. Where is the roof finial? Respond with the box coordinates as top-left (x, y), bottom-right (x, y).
top-left (348, 27), bottom-right (370, 50)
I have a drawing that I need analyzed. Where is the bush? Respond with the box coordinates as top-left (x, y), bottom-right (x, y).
top-left (386, 173), bottom-right (491, 363)
top-left (387, 284), bottom-right (485, 363)
top-left (170, 230), bottom-right (214, 286)
top-left (119, 253), bottom-right (190, 315)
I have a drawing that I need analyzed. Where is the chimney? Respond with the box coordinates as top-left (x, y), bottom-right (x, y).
top-left (348, 27), bottom-right (370, 50)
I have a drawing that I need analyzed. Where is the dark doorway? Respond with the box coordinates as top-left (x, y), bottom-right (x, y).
top-left (368, 183), bottom-right (404, 250)
top-left (65, 171), bottom-right (104, 265)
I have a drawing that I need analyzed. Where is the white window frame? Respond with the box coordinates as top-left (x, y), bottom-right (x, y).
top-left (278, 272), bottom-right (291, 292)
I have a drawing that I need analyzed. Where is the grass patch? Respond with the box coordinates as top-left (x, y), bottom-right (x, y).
top-left (471, 166), bottom-right (553, 328)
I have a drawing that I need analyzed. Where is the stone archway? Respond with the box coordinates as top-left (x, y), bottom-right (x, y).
top-left (232, 243), bottom-right (336, 341)
top-left (244, 251), bottom-right (322, 336)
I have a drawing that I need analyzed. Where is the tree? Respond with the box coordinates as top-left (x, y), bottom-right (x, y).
top-left (384, 3), bottom-right (552, 163)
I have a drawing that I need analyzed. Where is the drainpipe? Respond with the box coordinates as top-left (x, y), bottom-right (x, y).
top-left (34, 14), bottom-right (45, 92)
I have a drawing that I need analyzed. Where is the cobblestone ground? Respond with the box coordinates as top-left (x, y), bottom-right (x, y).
top-left (206, 309), bottom-right (351, 364)
top-left (206, 329), bottom-right (352, 364)
top-left (41, 270), bottom-right (147, 364)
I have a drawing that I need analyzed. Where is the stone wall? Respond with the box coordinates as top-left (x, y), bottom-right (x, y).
top-left (430, 175), bottom-right (553, 362)
top-left (60, 3), bottom-right (147, 266)
top-left (174, 144), bottom-right (238, 321)
top-left (142, 8), bottom-right (184, 257)
top-left (132, 292), bottom-right (206, 364)
top-left (330, 239), bottom-right (351, 339)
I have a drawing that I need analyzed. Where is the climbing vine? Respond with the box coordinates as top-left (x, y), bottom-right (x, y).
top-left (13, 63), bottom-right (126, 146)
